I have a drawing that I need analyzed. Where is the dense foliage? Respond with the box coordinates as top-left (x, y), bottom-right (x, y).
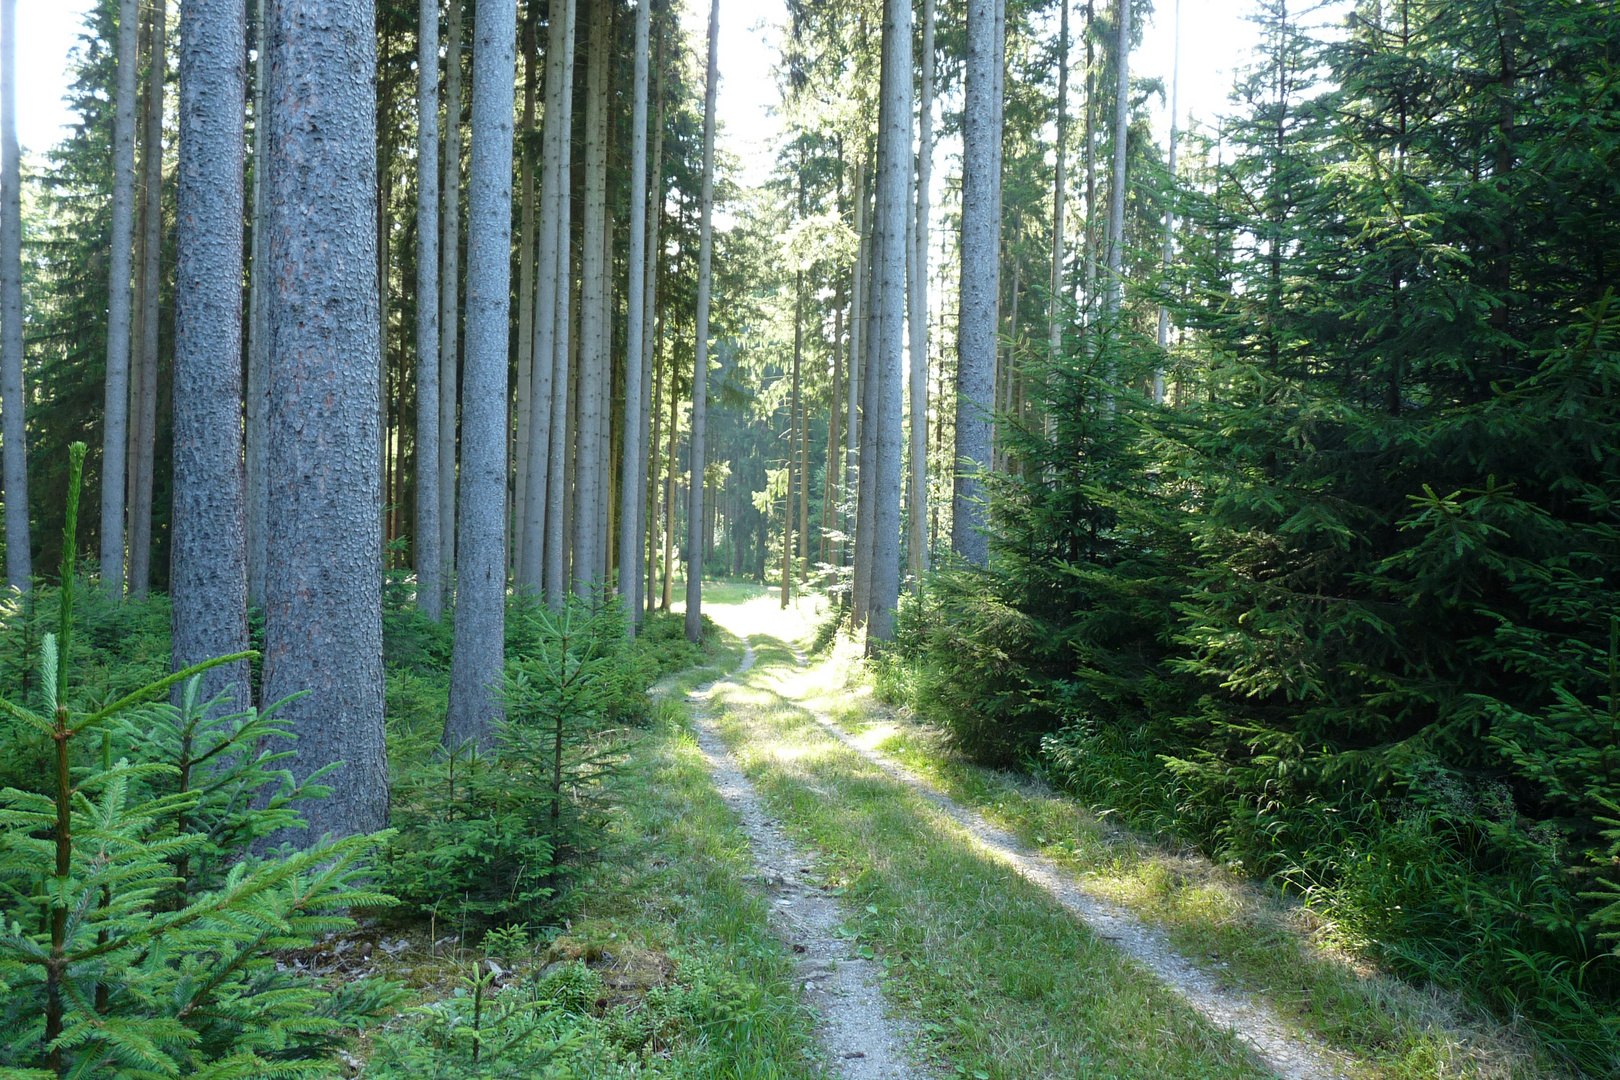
top-left (896, 0), bottom-right (1620, 1070)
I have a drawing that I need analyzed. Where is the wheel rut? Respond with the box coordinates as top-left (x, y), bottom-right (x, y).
top-left (685, 642), bottom-right (932, 1080)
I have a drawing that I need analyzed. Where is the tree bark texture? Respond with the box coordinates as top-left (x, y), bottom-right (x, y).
top-left (1155, 0), bottom-right (1179, 403)
top-left (171, 0), bottom-right (250, 709)
top-left (102, 0), bottom-right (139, 593)
top-left (445, 0), bottom-right (515, 751)
top-left (845, 153), bottom-right (864, 572)
top-left (415, 0), bottom-right (442, 620)
top-left (128, 0), bottom-right (164, 599)
top-left (1105, 0), bottom-right (1130, 317)
top-left (908, 0), bottom-right (934, 584)
top-left (0, 0), bottom-right (30, 591)
top-left (439, 0), bottom-right (463, 608)
top-left (573, 0), bottom-right (608, 598)
top-left (1049, 0), bottom-right (1069, 364)
top-left (685, 0), bottom-right (718, 643)
top-left (245, 0), bottom-right (270, 607)
top-left (263, 0), bottom-right (387, 840)
top-left (618, 0), bottom-right (650, 628)
top-left (952, 0), bottom-right (1003, 567)
top-left (541, 0), bottom-right (578, 607)
top-left (513, 10), bottom-right (537, 568)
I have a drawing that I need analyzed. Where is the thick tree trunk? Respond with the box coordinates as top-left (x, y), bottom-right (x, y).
top-left (685, 0), bottom-right (719, 643)
top-left (618, 0), bottom-right (650, 628)
top-left (128, 0), bottom-right (164, 599)
top-left (1154, 0), bottom-right (1180, 403)
top-left (573, 0), bottom-right (608, 598)
top-left (868, 0), bottom-right (911, 643)
top-left (0, 0), bottom-right (30, 590)
top-left (952, 0), bottom-right (1003, 567)
top-left (542, 1), bottom-right (578, 607)
top-left (171, 0), bottom-right (249, 708)
top-left (1105, 0), bottom-right (1130, 317)
top-left (444, 0), bottom-right (516, 751)
top-left (439, 0), bottom-right (463, 610)
top-left (102, 0), bottom-right (139, 593)
top-left (245, 0), bottom-right (270, 608)
top-left (513, 10), bottom-right (537, 569)
top-left (263, 0), bottom-right (387, 840)
top-left (415, 0), bottom-right (442, 620)
top-left (908, 0), bottom-right (934, 584)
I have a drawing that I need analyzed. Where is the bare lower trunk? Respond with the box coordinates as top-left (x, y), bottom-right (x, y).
top-left (245, 0), bottom-right (269, 609)
top-left (573, 0), bottom-right (609, 598)
top-left (513, 12), bottom-right (536, 570)
top-left (171, 0), bottom-right (249, 707)
top-left (852, 240), bottom-right (878, 625)
top-left (414, 0), bottom-right (441, 620)
top-left (685, 0), bottom-right (719, 643)
top-left (844, 154), bottom-right (865, 575)
top-left (439, 0), bottom-right (463, 611)
top-left (102, 0), bottom-right (140, 593)
top-left (263, 0), bottom-right (387, 840)
top-left (445, 0), bottom-right (516, 751)
top-left (1082, 0), bottom-right (1097, 315)
top-left (619, 0), bottom-right (651, 628)
top-left (541, 0), bottom-right (578, 607)
top-left (662, 373), bottom-right (674, 610)
top-left (908, 0), bottom-right (933, 584)
top-left (636, 34), bottom-right (665, 617)
top-left (1105, 0), bottom-right (1130, 318)
top-left (128, 0), bottom-right (164, 598)
top-left (0, 0), bottom-right (31, 590)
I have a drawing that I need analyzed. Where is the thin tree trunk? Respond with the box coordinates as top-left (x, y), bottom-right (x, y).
top-left (1105, 0), bottom-right (1130, 318)
top-left (0, 0), bottom-right (31, 590)
top-left (573, 0), bottom-right (608, 598)
top-left (662, 367), bottom-right (675, 610)
top-left (636, 43), bottom-right (664, 617)
top-left (513, 8), bottom-right (536, 573)
top-left (1154, 0), bottom-right (1180, 403)
top-left (1082, 0), bottom-right (1097, 315)
top-left (128, 0), bottom-right (163, 598)
top-left (263, 0), bottom-right (387, 839)
top-left (868, 0), bottom-right (911, 643)
top-left (542, 0), bottom-right (578, 607)
top-left (645, 313), bottom-right (662, 612)
top-left (908, 0), bottom-right (933, 584)
top-left (783, 264), bottom-right (800, 608)
top-left (1049, 0), bottom-right (1069, 406)
top-left (245, 0), bottom-right (269, 608)
top-left (852, 229), bottom-right (877, 625)
top-left (685, 0), bottom-right (719, 643)
top-left (415, 0), bottom-right (442, 620)
top-left (102, 0), bottom-right (140, 594)
top-left (844, 153), bottom-right (864, 575)
top-left (439, 0), bottom-right (463, 610)
top-left (952, 0), bottom-right (1003, 567)
top-left (824, 296), bottom-right (841, 570)
top-left (797, 343), bottom-right (808, 580)
top-left (618, 0), bottom-right (650, 628)
top-left (171, 0), bottom-right (248, 707)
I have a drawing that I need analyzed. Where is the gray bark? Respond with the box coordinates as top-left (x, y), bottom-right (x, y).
top-left (907, 0), bottom-right (934, 584)
top-left (245, 0), bottom-right (269, 607)
top-left (444, 0), bottom-right (516, 751)
top-left (1081, 0), bottom-right (1097, 315)
top-left (573, 0), bottom-right (608, 598)
top-left (635, 41), bottom-right (663, 618)
top-left (844, 154), bottom-right (863, 573)
top-left (439, 0), bottom-right (463, 609)
top-left (868, 0), bottom-right (911, 642)
top-left (1105, 0), bottom-right (1130, 317)
top-left (1050, 0), bottom-right (1069, 361)
top-left (262, 0), bottom-right (387, 840)
top-left (618, 0), bottom-right (650, 628)
top-left (541, 0), bottom-right (578, 606)
top-left (102, 0), bottom-right (140, 593)
top-left (513, 15), bottom-right (536, 569)
top-left (415, 0), bottom-right (442, 620)
top-left (852, 235), bottom-right (877, 624)
top-left (685, 0), bottom-right (718, 643)
top-left (0, 0), bottom-right (30, 590)
top-left (128, 0), bottom-right (163, 599)
top-left (952, 0), bottom-right (1003, 567)
top-left (1155, 0), bottom-right (1179, 403)
top-left (171, 0), bottom-right (249, 708)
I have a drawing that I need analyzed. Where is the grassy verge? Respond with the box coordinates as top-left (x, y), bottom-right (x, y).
top-left (704, 630), bottom-right (1280, 1080)
top-left (820, 642), bottom-right (1552, 1080)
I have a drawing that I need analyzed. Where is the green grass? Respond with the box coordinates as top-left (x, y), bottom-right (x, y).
top-left (814, 665), bottom-right (1552, 1080)
top-left (702, 629), bottom-right (1281, 1080)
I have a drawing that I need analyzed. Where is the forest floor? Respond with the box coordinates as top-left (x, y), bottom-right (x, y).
top-left (675, 584), bottom-right (1554, 1080)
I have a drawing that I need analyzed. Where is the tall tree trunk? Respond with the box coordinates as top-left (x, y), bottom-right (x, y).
top-left (439, 0), bottom-right (463, 610)
top-left (245, 0), bottom-right (270, 608)
top-left (1105, 0), bottom-right (1130, 318)
top-left (103, 0), bottom-right (140, 594)
top-left (844, 153), bottom-right (865, 576)
top-left (852, 230), bottom-right (877, 625)
top-left (783, 264), bottom-right (800, 609)
top-left (542, 1), bottom-right (578, 607)
top-left (1154, 0), bottom-right (1179, 403)
top-left (685, 0), bottom-right (719, 643)
top-left (908, 0), bottom-right (934, 584)
top-left (0, 0), bottom-right (30, 590)
top-left (1049, 0), bottom-right (1069, 384)
top-left (263, 0), bottom-right (387, 839)
top-left (573, 0), bottom-right (608, 598)
top-left (645, 315), bottom-right (662, 612)
top-left (618, 0), bottom-right (650, 628)
top-left (952, 0), bottom-right (1004, 567)
top-left (445, 0), bottom-right (516, 751)
top-left (127, 0), bottom-right (163, 598)
top-left (636, 41), bottom-right (664, 618)
top-left (415, 0), bottom-right (442, 620)
top-left (171, 0), bottom-right (249, 707)
top-left (513, 7), bottom-right (537, 571)
top-left (662, 368), bottom-right (675, 610)
top-left (824, 295), bottom-right (841, 569)
top-left (1081, 0), bottom-right (1097, 315)
top-left (797, 340), bottom-right (808, 579)
top-left (868, 0), bottom-right (911, 643)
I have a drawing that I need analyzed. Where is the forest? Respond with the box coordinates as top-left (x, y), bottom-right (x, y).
top-left (0, 0), bottom-right (1617, 1077)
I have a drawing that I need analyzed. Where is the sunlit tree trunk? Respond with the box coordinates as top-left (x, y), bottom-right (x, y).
top-left (636, 31), bottom-right (664, 618)
top-left (102, 0), bottom-right (139, 594)
top-left (543, 0), bottom-right (578, 607)
top-left (127, 0), bottom-right (163, 598)
top-left (852, 238), bottom-right (877, 624)
top-left (513, 9), bottom-right (537, 573)
top-left (618, 0), bottom-right (650, 628)
top-left (415, 0), bottom-right (442, 620)
top-left (445, 0), bottom-right (516, 751)
top-left (439, 0), bottom-right (463, 609)
top-left (843, 153), bottom-right (865, 577)
top-left (952, 0), bottom-right (1004, 567)
top-left (1081, 0), bottom-right (1097, 315)
top-left (171, 0), bottom-right (249, 707)
top-left (685, 0), bottom-right (719, 643)
top-left (908, 0), bottom-right (934, 584)
top-left (1105, 0), bottom-right (1130, 318)
top-left (1154, 0), bottom-right (1180, 403)
top-left (782, 264), bottom-right (799, 609)
top-left (0, 0), bottom-right (28, 591)
top-left (574, 0), bottom-right (608, 597)
top-left (1048, 0), bottom-right (1069, 400)
top-left (662, 373), bottom-right (675, 610)
top-left (263, 0), bottom-right (387, 839)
